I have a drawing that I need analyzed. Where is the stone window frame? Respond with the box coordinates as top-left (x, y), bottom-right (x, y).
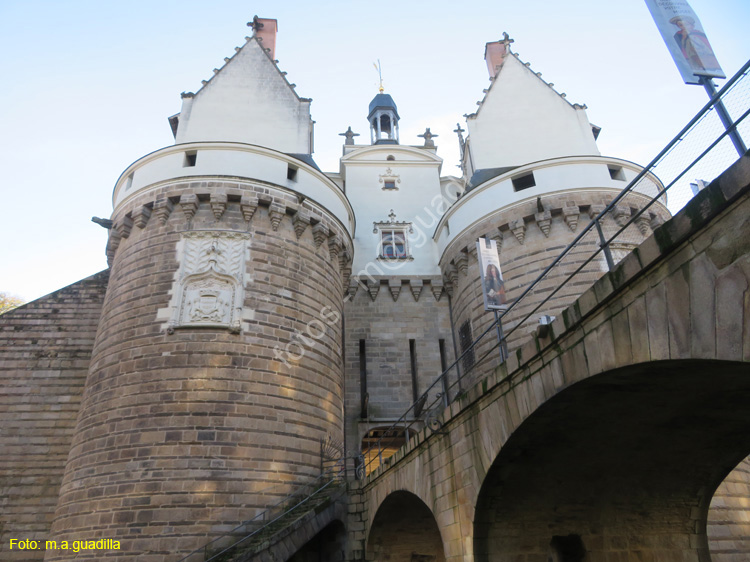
top-left (379, 167), bottom-right (401, 191)
top-left (373, 211), bottom-right (414, 261)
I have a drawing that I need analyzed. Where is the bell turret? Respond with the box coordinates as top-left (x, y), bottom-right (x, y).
top-left (368, 93), bottom-right (400, 144)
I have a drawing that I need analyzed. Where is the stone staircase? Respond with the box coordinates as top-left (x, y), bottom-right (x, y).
top-left (205, 482), bottom-right (346, 562)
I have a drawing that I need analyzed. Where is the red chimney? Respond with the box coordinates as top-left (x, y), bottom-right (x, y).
top-left (484, 40), bottom-right (508, 79)
top-left (254, 17), bottom-right (278, 60)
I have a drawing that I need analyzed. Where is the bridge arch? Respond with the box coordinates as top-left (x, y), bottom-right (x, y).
top-left (367, 490), bottom-right (445, 562)
top-left (473, 359), bottom-right (750, 562)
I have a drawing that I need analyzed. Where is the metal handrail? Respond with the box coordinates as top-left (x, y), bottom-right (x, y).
top-left (177, 463), bottom-right (345, 562)
top-left (358, 58), bottom-right (750, 478)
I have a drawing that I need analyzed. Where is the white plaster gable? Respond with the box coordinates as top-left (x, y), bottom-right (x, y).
top-left (173, 37), bottom-right (312, 154)
top-left (466, 52), bottom-right (600, 171)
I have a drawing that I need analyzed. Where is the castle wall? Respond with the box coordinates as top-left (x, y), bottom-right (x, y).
top-left (343, 278), bottom-right (455, 467)
top-left (45, 178), bottom-right (351, 561)
top-left (0, 272), bottom-right (109, 561)
top-left (708, 456), bottom-right (750, 562)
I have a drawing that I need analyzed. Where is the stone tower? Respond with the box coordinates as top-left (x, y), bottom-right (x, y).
top-left (45, 19), bottom-right (352, 560)
top-left (435, 37), bottom-right (671, 387)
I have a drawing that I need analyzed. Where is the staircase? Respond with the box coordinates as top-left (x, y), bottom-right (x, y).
top-left (177, 476), bottom-right (346, 562)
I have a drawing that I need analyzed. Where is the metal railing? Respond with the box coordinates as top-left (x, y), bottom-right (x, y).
top-left (177, 463), bottom-right (344, 562)
top-left (357, 58), bottom-right (750, 479)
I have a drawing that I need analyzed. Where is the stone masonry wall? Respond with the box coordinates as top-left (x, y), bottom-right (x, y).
top-left (709, 456), bottom-right (750, 562)
top-left (46, 178), bottom-right (351, 562)
top-left (0, 271), bottom-right (109, 562)
top-left (343, 277), bottom-right (455, 470)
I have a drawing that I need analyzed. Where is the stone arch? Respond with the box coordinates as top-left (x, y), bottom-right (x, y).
top-left (367, 490), bottom-right (445, 562)
top-left (473, 359), bottom-right (750, 562)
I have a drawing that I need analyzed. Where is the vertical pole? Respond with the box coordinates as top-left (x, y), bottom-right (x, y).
top-left (494, 310), bottom-right (508, 362)
top-left (595, 218), bottom-right (615, 271)
top-left (700, 76), bottom-right (747, 157)
top-left (438, 339), bottom-right (449, 408)
top-left (447, 294), bottom-right (463, 396)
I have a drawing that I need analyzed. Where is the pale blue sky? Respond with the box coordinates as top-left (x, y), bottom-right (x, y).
top-left (1, 0), bottom-right (748, 301)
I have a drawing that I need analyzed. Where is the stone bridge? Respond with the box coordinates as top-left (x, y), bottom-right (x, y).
top-left (348, 154), bottom-right (750, 562)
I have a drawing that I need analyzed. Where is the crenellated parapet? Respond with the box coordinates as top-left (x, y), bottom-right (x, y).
top-left (345, 276), bottom-right (445, 303)
top-left (107, 178), bottom-right (353, 277)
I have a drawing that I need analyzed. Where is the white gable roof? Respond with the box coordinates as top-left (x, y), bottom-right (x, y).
top-left (466, 51), bottom-right (600, 171)
top-left (172, 36), bottom-right (313, 154)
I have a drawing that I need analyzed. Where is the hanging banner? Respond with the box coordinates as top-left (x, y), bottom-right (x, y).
top-left (644, 0), bottom-right (725, 84)
top-left (477, 238), bottom-right (507, 311)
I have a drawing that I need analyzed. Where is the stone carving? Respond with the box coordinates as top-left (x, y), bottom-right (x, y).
top-left (328, 235), bottom-right (341, 262)
top-left (510, 218), bottom-right (526, 244)
top-left (181, 194), bottom-right (199, 222)
top-left (312, 223), bottom-right (329, 247)
top-left (535, 209), bottom-right (552, 238)
top-left (389, 279), bottom-right (402, 301)
top-left (268, 203), bottom-right (285, 231)
top-left (636, 212), bottom-right (651, 236)
top-left (241, 195), bottom-right (259, 223)
top-left (116, 216), bottom-right (133, 239)
top-left (167, 231), bottom-right (250, 334)
top-left (410, 279), bottom-right (423, 301)
top-left (563, 203), bottom-right (580, 232)
top-left (454, 251), bottom-right (469, 276)
top-left (368, 280), bottom-right (380, 301)
top-left (153, 199), bottom-right (174, 225)
top-left (211, 192), bottom-right (228, 221)
top-left (378, 169), bottom-right (401, 190)
top-left (293, 210), bottom-right (310, 239)
top-left (133, 206), bottom-right (152, 229)
top-left (431, 279), bottom-right (444, 301)
top-left (612, 204), bottom-right (631, 227)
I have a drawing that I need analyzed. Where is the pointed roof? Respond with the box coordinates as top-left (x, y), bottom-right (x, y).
top-left (170, 25), bottom-right (314, 154)
top-left (464, 39), bottom-right (600, 171)
top-left (368, 93), bottom-right (400, 120)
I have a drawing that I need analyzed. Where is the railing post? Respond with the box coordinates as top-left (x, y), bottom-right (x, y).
top-left (700, 76), bottom-right (747, 157)
top-left (595, 218), bottom-right (615, 271)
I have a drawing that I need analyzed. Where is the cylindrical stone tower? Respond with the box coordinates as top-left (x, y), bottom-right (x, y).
top-left (45, 142), bottom-right (353, 561)
top-left (436, 156), bottom-right (671, 387)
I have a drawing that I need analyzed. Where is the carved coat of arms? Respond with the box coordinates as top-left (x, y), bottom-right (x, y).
top-left (166, 231), bottom-right (250, 333)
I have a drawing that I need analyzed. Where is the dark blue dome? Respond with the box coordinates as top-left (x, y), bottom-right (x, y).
top-left (368, 93), bottom-right (400, 120)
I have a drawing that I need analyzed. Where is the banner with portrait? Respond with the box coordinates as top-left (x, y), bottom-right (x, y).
top-left (477, 237), bottom-right (507, 311)
top-left (644, 0), bottom-right (725, 84)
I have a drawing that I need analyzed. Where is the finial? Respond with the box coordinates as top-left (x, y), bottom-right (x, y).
top-left (373, 60), bottom-right (384, 93)
top-left (500, 32), bottom-right (514, 49)
top-left (388, 209), bottom-right (397, 222)
top-left (418, 128), bottom-right (439, 148)
top-left (339, 126), bottom-right (360, 146)
top-left (453, 123), bottom-right (465, 149)
top-left (247, 15), bottom-right (264, 32)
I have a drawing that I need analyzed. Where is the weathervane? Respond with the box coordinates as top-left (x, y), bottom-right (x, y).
top-left (373, 59), bottom-right (384, 93)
